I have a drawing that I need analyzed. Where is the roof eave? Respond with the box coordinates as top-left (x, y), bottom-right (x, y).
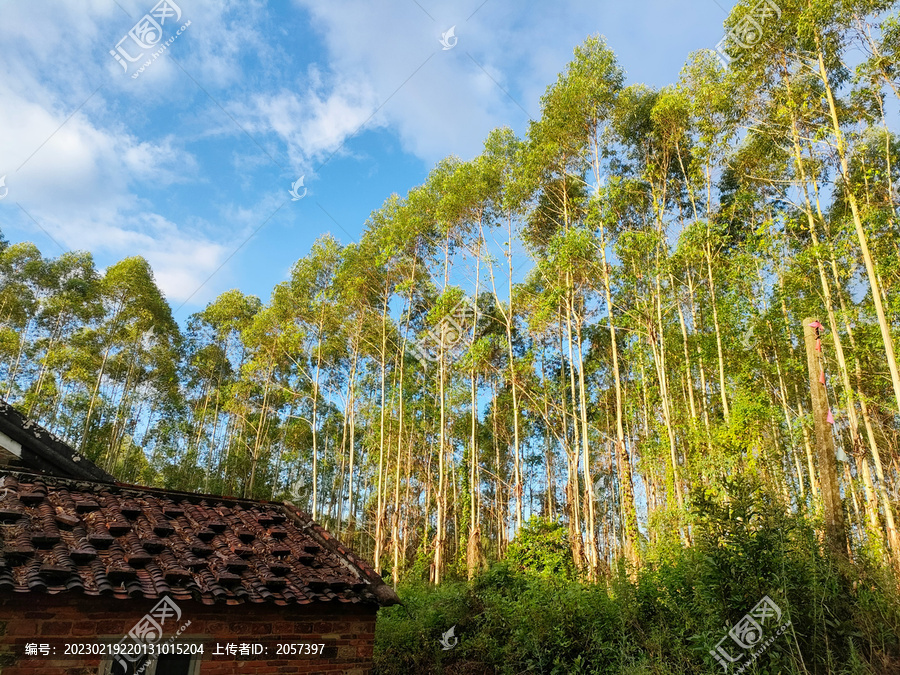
top-left (0, 401), bottom-right (115, 482)
top-left (280, 501), bottom-right (401, 608)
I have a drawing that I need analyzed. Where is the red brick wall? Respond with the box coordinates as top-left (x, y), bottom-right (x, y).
top-left (0, 594), bottom-right (377, 675)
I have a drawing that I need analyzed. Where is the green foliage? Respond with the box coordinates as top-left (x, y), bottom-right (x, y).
top-left (376, 485), bottom-right (900, 674)
top-left (2, 10), bottom-right (900, 673)
top-left (505, 516), bottom-right (576, 580)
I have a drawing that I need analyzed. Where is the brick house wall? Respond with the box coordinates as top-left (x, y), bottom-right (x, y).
top-left (0, 594), bottom-right (377, 675)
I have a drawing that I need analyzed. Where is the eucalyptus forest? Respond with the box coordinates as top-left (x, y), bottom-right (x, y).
top-left (2, 1), bottom-right (900, 672)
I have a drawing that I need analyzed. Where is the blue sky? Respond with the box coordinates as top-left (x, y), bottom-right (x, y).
top-left (0, 0), bottom-right (740, 320)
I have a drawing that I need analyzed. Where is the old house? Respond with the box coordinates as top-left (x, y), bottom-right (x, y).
top-left (0, 400), bottom-right (399, 675)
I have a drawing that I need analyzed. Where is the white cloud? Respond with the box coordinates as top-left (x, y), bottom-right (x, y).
top-left (0, 73), bottom-right (224, 303)
top-left (287, 0), bottom-right (606, 165)
top-left (231, 72), bottom-right (383, 172)
top-left (0, 0), bottom-right (260, 304)
top-left (0, 0), bottom-right (724, 309)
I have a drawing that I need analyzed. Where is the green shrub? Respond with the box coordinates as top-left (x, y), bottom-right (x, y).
top-left (505, 515), bottom-right (576, 580)
top-left (375, 481), bottom-right (900, 674)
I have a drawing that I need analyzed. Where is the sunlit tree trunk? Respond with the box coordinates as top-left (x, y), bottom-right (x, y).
top-left (813, 28), bottom-right (900, 416)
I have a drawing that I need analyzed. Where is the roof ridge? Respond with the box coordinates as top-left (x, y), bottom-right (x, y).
top-left (4, 470), bottom-right (278, 508)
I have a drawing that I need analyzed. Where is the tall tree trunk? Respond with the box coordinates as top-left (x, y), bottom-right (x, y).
top-left (782, 85), bottom-right (883, 537)
top-left (704, 239), bottom-right (730, 421)
top-left (392, 258), bottom-right (417, 587)
top-left (247, 351), bottom-right (274, 499)
top-left (346, 339), bottom-right (360, 533)
top-left (80, 343), bottom-right (112, 455)
top-left (485, 213), bottom-right (523, 532)
top-left (803, 318), bottom-right (847, 559)
top-left (575, 315), bottom-right (598, 578)
top-left (28, 312), bottom-right (66, 417)
top-left (601, 228), bottom-right (639, 564)
top-left (687, 273), bottom-right (712, 444)
top-left (467, 243), bottom-right (482, 580)
top-left (564, 295), bottom-right (588, 571)
top-left (374, 290), bottom-right (390, 573)
top-left (813, 27), bottom-right (900, 416)
top-left (433, 234), bottom-right (452, 585)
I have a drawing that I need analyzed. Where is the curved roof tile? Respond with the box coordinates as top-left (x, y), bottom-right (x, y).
top-left (0, 471), bottom-right (399, 608)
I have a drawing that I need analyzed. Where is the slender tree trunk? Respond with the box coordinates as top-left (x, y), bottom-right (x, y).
top-left (575, 316), bottom-right (598, 578)
top-left (564, 296), bottom-right (587, 571)
top-left (783, 95), bottom-right (884, 537)
top-left (539, 353), bottom-right (555, 520)
top-left (813, 29), bottom-right (900, 416)
top-left (704, 240), bottom-right (730, 421)
top-left (374, 291), bottom-right (390, 573)
top-left (346, 339), bottom-right (359, 533)
top-left (467, 244), bottom-right (482, 580)
top-left (600, 228), bottom-right (639, 564)
top-left (5, 317), bottom-right (32, 402)
top-left (433, 235), bottom-right (452, 585)
top-left (486, 213), bottom-right (523, 532)
top-left (247, 351), bottom-right (274, 499)
top-left (829, 257), bottom-right (900, 564)
top-left (671, 278), bottom-right (697, 423)
top-left (804, 318), bottom-right (847, 559)
top-left (80, 343), bottom-right (112, 455)
top-left (310, 305), bottom-right (326, 521)
top-left (648, 253), bottom-right (684, 516)
top-left (771, 337), bottom-right (806, 500)
top-left (392, 259), bottom-right (417, 587)
top-left (28, 312), bottom-right (66, 417)
top-left (687, 274), bottom-right (712, 444)
top-left (336, 398), bottom-right (349, 530)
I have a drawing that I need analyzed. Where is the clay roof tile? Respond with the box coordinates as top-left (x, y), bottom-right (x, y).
top-left (0, 470), bottom-right (399, 608)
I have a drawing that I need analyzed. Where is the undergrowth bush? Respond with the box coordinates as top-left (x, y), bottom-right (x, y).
top-left (375, 479), bottom-right (900, 674)
top-left (505, 515), bottom-right (576, 580)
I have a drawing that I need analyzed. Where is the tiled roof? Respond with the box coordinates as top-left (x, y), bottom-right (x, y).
top-left (0, 471), bottom-right (399, 608)
top-left (0, 400), bottom-right (115, 481)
